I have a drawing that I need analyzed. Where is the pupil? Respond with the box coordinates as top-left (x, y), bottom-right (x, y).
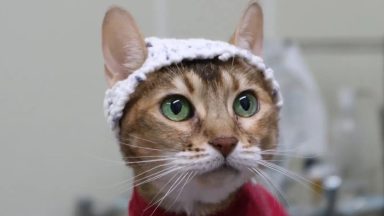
top-left (170, 100), bottom-right (182, 114)
top-left (239, 96), bottom-right (250, 110)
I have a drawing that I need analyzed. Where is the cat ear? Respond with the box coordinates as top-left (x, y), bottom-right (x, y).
top-left (229, 2), bottom-right (263, 56)
top-left (102, 7), bottom-right (147, 87)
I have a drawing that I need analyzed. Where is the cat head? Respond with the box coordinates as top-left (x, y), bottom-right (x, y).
top-left (102, 2), bottom-right (282, 213)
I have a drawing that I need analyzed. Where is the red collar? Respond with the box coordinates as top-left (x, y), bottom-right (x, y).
top-left (128, 182), bottom-right (288, 216)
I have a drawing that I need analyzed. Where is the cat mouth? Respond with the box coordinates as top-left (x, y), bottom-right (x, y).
top-left (209, 163), bottom-right (239, 174)
top-left (197, 164), bottom-right (239, 180)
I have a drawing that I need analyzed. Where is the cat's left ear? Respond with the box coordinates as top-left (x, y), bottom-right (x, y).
top-left (229, 2), bottom-right (263, 56)
top-left (102, 7), bottom-right (147, 87)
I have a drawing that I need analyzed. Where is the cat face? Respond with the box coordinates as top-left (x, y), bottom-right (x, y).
top-left (102, 3), bottom-right (278, 214)
top-left (118, 58), bottom-right (278, 204)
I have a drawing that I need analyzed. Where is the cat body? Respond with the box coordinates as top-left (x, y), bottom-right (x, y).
top-left (102, 2), bottom-right (286, 216)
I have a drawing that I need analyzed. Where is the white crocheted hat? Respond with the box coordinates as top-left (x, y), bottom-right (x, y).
top-left (104, 37), bottom-right (283, 131)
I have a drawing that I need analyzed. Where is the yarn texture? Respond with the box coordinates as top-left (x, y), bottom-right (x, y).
top-left (104, 37), bottom-right (283, 131)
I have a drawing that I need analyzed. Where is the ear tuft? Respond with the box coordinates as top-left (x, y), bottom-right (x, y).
top-left (102, 6), bottom-right (147, 87)
top-left (230, 2), bottom-right (263, 56)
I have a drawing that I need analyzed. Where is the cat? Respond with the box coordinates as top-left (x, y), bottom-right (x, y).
top-left (102, 2), bottom-right (286, 216)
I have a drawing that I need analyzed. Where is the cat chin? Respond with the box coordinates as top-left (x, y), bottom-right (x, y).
top-left (163, 168), bottom-right (252, 214)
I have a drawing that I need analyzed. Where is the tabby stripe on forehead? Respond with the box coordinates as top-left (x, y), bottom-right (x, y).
top-left (228, 72), bottom-right (240, 91)
top-left (182, 74), bottom-right (195, 93)
top-left (190, 60), bottom-right (221, 82)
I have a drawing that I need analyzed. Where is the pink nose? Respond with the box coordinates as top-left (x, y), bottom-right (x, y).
top-left (208, 137), bottom-right (238, 157)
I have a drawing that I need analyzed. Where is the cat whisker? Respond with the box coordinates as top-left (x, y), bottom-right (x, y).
top-left (85, 155), bottom-right (177, 166)
top-left (84, 153), bottom-right (131, 165)
top-left (109, 165), bottom-right (182, 198)
top-left (131, 165), bottom-right (180, 188)
top-left (115, 164), bottom-right (181, 194)
top-left (259, 152), bottom-right (316, 159)
top-left (249, 167), bottom-right (290, 207)
top-left (144, 171), bottom-right (183, 213)
top-left (228, 57), bottom-right (236, 76)
top-left (149, 171), bottom-right (189, 216)
top-left (110, 163), bottom-right (172, 189)
top-left (256, 160), bottom-right (321, 194)
top-left (123, 155), bottom-right (178, 159)
top-left (129, 166), bottom-right (185, 192)
top-left (260, 149), bottom-right (320, 157)
top-left (144, 171), bottom-right (188, 213)
top-left (121, 134), bottom-right (181, 152)
top-left (264, 159), bottom-right (288, 162)
top-left (174, 63), bottom-right (183, 74)
top-left (258, 160), bottom-right (312, 185)
top-left (166, 171), bottom-right (196, 211)
top-left (259, 149), bottom-right (318, 158)
top-left (124, 158), bottom-right (176, 165)
top-left (119, 141), bottom-right (178, 153)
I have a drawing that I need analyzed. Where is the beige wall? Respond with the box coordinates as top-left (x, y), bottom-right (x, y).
top-left (0, 0), bottom-right (382, 215)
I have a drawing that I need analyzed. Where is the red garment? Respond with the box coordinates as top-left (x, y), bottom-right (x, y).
top-left (129, 182), bottom-right (288, 216)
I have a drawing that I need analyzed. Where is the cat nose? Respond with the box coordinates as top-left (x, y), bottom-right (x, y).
top-left (208, 137), bottom-right (238, 157)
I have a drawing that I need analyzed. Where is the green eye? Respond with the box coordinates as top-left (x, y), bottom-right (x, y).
top-left (161, 95), bottom-right (193, 121)
top-left (233, 91), bottom-right (259, 117)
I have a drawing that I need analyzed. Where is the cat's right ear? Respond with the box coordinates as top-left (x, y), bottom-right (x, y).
top-left (229, 2), bottom-right (263, 56)
top-left (102, 7), bottom-right (147, 87)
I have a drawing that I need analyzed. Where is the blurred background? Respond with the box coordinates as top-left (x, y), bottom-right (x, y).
top-left (0, 0), bottom-right (383, 215)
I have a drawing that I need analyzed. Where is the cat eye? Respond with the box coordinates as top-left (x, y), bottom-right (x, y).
top-left (233, 91), bottom-right (259, 117)
top-left (161, 95), bottom-right (193, 121)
